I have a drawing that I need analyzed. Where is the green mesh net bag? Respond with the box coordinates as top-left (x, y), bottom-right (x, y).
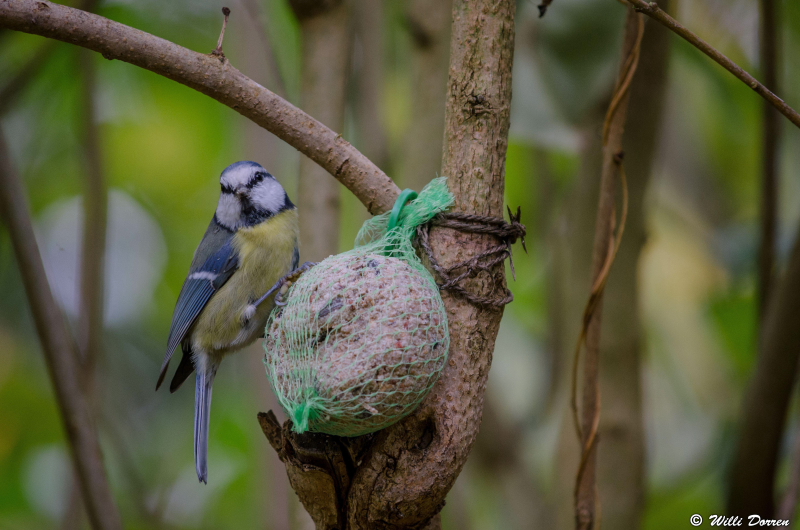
top-left (264, 178), bottom-right (454, 437)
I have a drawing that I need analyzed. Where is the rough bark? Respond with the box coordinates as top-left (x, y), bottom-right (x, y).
top-left (575, 8), bottom-right (642, 530)
top-left (758, 0), bottom-right (779, 320)
top-left (597, 7), bottom-right (671, 529)
top-left (0, 131), bottom-right (122, 530)
top-left (260, 1), bottom-right (516, 528)
top-left (290, 0), bottom-right (352, 261)
top-left (401, 0), bottom-right (452, 191)
top-left (0, 0), bottom-right (400, 214)
top-left (347, 1), bottom-right (514, 524)
top-left (728, 218), bottom-right (800, 517)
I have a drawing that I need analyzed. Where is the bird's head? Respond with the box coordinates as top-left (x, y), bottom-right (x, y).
top-left (215, 161), bottom-right (294, 230)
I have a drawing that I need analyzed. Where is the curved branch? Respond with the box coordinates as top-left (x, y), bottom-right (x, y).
top-left (0, 0), bottom-right (400, 214)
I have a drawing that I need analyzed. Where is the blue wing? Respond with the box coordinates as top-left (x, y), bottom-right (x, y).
top-left (156, 227), bottom-right (238, 390)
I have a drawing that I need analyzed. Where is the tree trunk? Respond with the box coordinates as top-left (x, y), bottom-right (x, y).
top-left (401, 0), bottom-right (452, 191)
top-left (260, 1), bottom-right (516, 528)
top-left (290, 0), bottom-right (353, 262)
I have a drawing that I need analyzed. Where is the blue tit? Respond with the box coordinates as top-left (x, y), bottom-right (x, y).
top-left (157, 161), bottom-right (299, 484)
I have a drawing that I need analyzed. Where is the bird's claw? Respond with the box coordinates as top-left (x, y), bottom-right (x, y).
top-left (273, 262), bottom-right (316, 306)
top-left (253, 262), bottom-right (318, 310)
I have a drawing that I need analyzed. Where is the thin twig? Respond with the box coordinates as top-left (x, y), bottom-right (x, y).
top-left (0, 0), bottom-right (400, 215)
top-left (602, 15), bottom-right (645, 144)
top-left (212, 7), bottom-right (231, 57)
top-left (570, 165), bottom-right (630, 439)
top-left (0, 131), bottom-right (123, 530)
top-left (572, 8), bottom-right (641, 530)
top-left (626, 0), bottom-right (800, 130)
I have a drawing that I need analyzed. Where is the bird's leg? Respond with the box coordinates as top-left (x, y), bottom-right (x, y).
top-left (243, 262), bottom-right (317, 323)
top-left (274, 261), bottom-right (317, 306)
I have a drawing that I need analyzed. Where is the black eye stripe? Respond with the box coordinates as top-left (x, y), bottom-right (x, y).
top-left (245, 171), bottom-right (267, 189)
top-left (221, 184), bottom-right (236, 194)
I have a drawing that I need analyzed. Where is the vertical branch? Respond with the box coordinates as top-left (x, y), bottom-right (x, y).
top-left (290, 0), bottom-right (353, 262)
top-left (346, 0), bottom-right (516, 527)
top-left (597, 3), bottom-right (671, 528)
top-left (778, 428), bottom-right (800, 522)
top-left (60, 42), bottom-right (110, 530)
top-left (758, 0), bottom-right (780, 321)
top-left (77, 47), bottom-right (107, 388)
top-left (0, 131), bottom-right (122, 530)
top-left (401, 0), bottom-right (452, 190)
top-left (353, 0), bottom-right (390, 171)
top-left (574, 8), bottom-right (642, 530)
top-left (728, 218), bottom-right (800, 517)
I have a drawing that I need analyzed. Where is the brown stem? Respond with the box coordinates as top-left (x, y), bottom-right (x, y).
top-left (60, 41), bottom-right (110, 530)
top-left (574, 9), bottom-right (642, 530)
top-left (627, 0), bottom-right (800, 130)
top-left (0, 0), bottom-right (399, 214)
top-left (0, 132), bottom-right (122, 530)
top-left (596, 2), bottom-right (672, 527)
top-left (758, 0), bottom-right (779, 321)
top-left (213, 7), bottom-right (231, 56)
top-left (77, 48), bottom-right (106, 390)
top-left (728, 218), bottom-right (800, 516)
top-left (289, 0), bottom-right (351, 262)
top-left (778, 427), bottom-right (800, 523)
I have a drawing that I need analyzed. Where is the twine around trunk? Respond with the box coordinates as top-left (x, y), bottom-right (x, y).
top-left (416, 206), bottom-right (527, 309)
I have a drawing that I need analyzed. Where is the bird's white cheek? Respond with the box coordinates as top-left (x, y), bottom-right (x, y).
top-left (249, 179), bottom-right (285, 213)
top-left (216, 194), bottom-right (241, 229)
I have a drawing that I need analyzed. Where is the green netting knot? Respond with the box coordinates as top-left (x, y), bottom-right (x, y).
top-left (387, 189), bottom-right (419, 232)
top-left (265, 178), bottom-right (454, 437)
top-left (290, 389), bottom-right (323, 433)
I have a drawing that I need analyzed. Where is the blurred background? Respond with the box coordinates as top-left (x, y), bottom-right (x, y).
top-left (1, 0), bottom-right (799, 528)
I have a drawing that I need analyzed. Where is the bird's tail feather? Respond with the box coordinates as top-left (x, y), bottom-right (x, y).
top-left (194, 361), bottom-right (218, 484)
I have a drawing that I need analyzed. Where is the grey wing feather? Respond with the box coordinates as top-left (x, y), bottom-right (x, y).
top-left (156, 220), bottom-right (238, 390)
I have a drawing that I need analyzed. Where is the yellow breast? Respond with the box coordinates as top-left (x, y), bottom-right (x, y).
top-left (193, 208), bottom-right (299, 356)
